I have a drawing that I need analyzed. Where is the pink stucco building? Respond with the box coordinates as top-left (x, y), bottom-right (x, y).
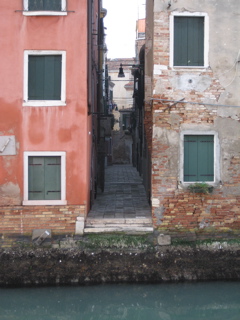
top-left (0, 0), bottom-right (103, 236)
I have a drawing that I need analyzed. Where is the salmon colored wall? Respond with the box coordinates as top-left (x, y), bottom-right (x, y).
top-left (0, 0), bottom-right (91, 207)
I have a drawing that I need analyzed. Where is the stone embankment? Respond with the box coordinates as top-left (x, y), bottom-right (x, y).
top-left (0, 234), bottom-right (240, 287)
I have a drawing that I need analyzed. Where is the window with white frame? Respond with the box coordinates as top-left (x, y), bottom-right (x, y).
top-left (170, 12), bottom-right (209, 68)
top-left (23, 152), bottom-right (67, 205)
top-left (180, 131), bottom-right (220, 184)
top-left (23, 51), bottom-right (66, 107)
top-left (23, 0), bottom-right (67, 16)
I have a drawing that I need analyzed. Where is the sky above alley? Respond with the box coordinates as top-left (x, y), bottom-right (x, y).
top-left (103, 0), bottom-right (146, 59)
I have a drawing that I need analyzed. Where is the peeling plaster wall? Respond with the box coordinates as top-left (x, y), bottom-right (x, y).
top-left (0, 183), bottom-right (21, 206)
top-left (147, 0), bottom-right (240, 232)
top-left (0, 0), bottom-right (90, 233)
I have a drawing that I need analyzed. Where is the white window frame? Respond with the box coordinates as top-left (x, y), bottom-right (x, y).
top-left (179, 131), bottom-right (220, 186)
top-left (23, 0), bottom-right (67, 16)
top-left (23, 50), bottom-right (66, 107)
top-left (23, 151), bottom-right (67, 205)
top-left (170, 12), bottom-right (209, 69)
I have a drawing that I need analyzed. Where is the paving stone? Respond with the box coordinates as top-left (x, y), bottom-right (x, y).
top-left (84, 164), bottom-right (152, 233)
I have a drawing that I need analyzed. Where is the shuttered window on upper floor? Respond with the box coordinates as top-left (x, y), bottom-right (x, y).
top-left (184, 135), bottom-right (214, 182)
top-left (28, 55), bottom-right (62, 101)
top-left (174, 17), bottom-right (204, 67)
top-left (28, 0), bottom-right (62, 11)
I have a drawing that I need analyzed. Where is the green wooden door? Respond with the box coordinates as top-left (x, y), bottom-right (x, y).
top-left (28, 156), bottom-right (61, 200)
top-left (184, 135), bottom-right (214, 182)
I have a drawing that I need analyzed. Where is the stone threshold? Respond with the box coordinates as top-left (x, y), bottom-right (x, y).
top-left (84, 217), bottom-right (153, 234)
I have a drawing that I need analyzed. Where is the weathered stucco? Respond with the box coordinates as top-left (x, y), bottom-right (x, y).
top-left (0, 0), bottom-right (94, 234)
top-left (0, 183), bottom-right (21, 206)
top-left (146, 0), bottom-right (240, 232)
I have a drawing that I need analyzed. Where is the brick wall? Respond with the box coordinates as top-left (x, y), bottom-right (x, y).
top-left (153, 190), bottom-right (240, 232)
top-left (151, 97), bottom-right (240, 232)
top-left (0, 205), bottom-right (86, 235)
top-left (147, 5), bottom-right (240, 233)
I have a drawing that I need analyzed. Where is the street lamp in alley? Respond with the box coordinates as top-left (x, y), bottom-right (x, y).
top-left (118, 63), bottom-right (143, 78)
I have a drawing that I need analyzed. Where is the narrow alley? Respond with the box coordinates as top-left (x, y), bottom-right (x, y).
top-left (84, 164), bottom-right (153, 233)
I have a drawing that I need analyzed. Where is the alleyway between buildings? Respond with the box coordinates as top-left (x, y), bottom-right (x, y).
top-left (84, 165), bottom-right (153, 233)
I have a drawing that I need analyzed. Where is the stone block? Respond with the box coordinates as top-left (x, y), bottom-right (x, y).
top-left (32, 229), bottom-right (51, 246)
top-left (157, 234), bottom-right (171, 246)
top-left (75, 216), bottom-right (85, 235)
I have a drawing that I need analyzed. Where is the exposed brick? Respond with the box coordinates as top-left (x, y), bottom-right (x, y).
top-left (0, 205), bottom-right (86, 234)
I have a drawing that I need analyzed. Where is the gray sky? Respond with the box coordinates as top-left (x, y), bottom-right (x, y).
top-left (103, 0), bottom-right (146, 59)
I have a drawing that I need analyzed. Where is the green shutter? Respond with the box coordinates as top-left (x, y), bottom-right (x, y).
top-left (184, 136), bottom-right (198, 181)
top-left (28, 56), bottom-right (45, 100)
top-left (44, 0), bottom-right (61, 11)
top-left (45, 157), bottom-right (61, 200)
top-left (28, 156), bottom-right (61, 200)
top-left (28, 55), bottom-right (61, 100)
top-left (174, 17), bottom-right (204, 66)
top-left (28, 0), bottom-right (62, 11)
top-left (174, 17), bottom-right (188, 66)
top-left (28, 157), bottom-right (45, 200)
top-left (184, 135), bottom-right (214, 182)
top-left (198, 136), bottom-right (214, 181)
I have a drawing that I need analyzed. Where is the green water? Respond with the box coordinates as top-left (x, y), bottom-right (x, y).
top-left (0, 282), bottom-right (240, 320)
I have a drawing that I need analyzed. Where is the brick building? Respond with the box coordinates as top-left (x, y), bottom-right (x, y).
top-left (145, 0), bottom-right (240, 235)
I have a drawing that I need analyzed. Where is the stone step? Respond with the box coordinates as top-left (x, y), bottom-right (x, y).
top-left (86, 217), bottom-right (153, 225)
top-left (85, 224), bottom-right (153, 230)
top-left (84, 226), bottom-right (154, 234)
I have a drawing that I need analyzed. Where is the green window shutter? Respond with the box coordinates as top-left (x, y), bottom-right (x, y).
top-left (184, 136), bottom-right (198, 181)
top-left (28, 56), bottom-right (45, 100)
top-left (28, 157), bottom-right (45, 200)
top-left (44, 0), bottom-right (62, 11)
top-left (174, 17), bottom-right (204, 66)
top-left (28, 55), bottom-right (62, 100)
top-left (28, 156), bottom-right (61, 200)
top-left (198, 136), bottom-right (214, 181)
top-left (45, 157), bottom-right (61, 200)
top-left (174, 17), bottom-right (188, 67)
top-left (44, 55), bottom-right (62, 100)
top-left (28, 0), bottom-right (40, 10)
top-left (28, 0), bottom-right (62, 11)
top-left (184, 135), bottom-right (214, 182)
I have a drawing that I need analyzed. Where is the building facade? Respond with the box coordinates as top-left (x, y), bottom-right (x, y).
top-left (145, 0), bottom-right (240, 234)
top-left (0, 0), bottom-right (104, 236)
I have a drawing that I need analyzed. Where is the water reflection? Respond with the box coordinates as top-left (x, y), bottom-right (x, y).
top-left (0, 282), bottom-right (240, 320)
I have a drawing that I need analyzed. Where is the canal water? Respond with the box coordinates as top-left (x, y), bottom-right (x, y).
top-left (0, 282), bottom-right (240, 320)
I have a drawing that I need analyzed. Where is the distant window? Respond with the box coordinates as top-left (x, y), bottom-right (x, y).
top-left (138, 32), bottom-right (145, 39)
top-left (23, 0), bottom-right (67, 16)
top-left (23, 50), bottom-right (66, 107)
